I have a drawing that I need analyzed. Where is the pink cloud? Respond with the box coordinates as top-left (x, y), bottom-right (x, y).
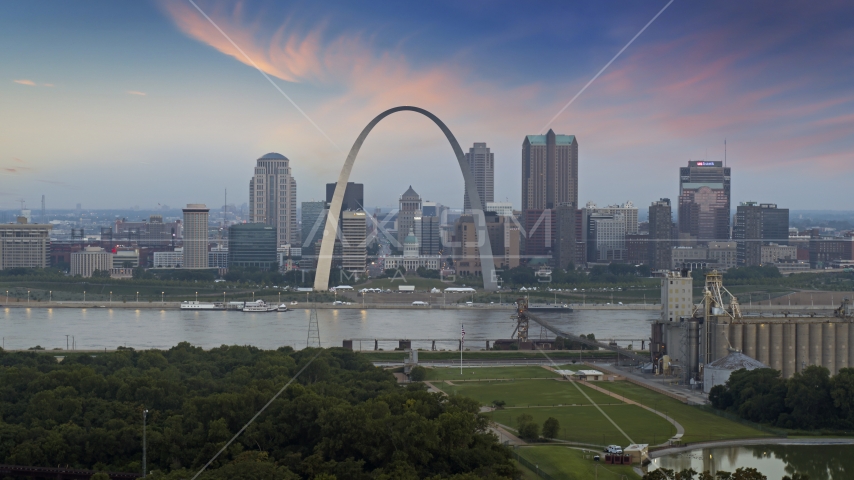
top-left (127, 91), bottom-right (147, 96)
top-left (160, 0), bottom-right (854, 179)
top-left (14, 79), bottom-right (36, 86)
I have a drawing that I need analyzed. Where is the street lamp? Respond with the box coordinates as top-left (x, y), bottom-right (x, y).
top-left (143, 409), bottom-right (149, 477)
top-left (83, 290), bottom-right (86, 302)
top-left (5, 290), bottom-right (8, 304)
top-left (49, 290), bottom-right (52, 303)
top-left (109, 291), bottom-right (112, 305)
top-left (195, 291), bottom-right (198, 302)
top-left (161, 291), bottom-right (164, 304)
top-left (136, 291), bottom-right (139, 303)
top-left (27, 290), bottom-right (30, 304)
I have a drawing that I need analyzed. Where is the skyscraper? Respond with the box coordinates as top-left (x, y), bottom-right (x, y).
top-left (522, 130), bottom-right (578, 211)
top-left (648, 199), bottom-right (673, 271)
top-left (463, 143), bottom-right (494, 212)
top-left (734, 202), bottom-right (789, 266)
top-left (182, 204), bottom-right (209, 268)
top-left (554, 203), bottom-right (576, 270)
top-left (249, 152), bottom-right (298, 247)
top-left (678, 161), bottom-right (731, 242)
top-left (341, 210), bottom-right (367, 274)
top-left (397, 186), bottom-right (422, 247)
top-left (326, 182), bottom-right (364, 211)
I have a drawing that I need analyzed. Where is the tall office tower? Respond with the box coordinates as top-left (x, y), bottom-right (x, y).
top-left (554, 203), bottom-right (577, 270)
top-left (522, 130), bottom-right (578, 211)
top-left (587, 202), bottom-right (639, 234)
top-left (0, 219), bottom-right (52, 269)
top-left (523, 209), bottom-right (556, 259)
top-left (182, 204), bottom-right (209, 268)
top-left (228, 223), bottom-right (277, 270)
top-left (419, 215), bottom-right (440, 256)
top-left (583, 212), bottom-right (626, 262)
top-left (397, 186), bottom-right (422, 247)
top-left (301, 201), bottom-right (328, 250)
top-left (678, 160), bottom-right (731, 242)
top-left (648, 199), bottom-right (673, 271)
top-left (463, 142), bottom-right (494, 211)
top-left (249, 152), bottom-right (298, 247)
top-left (734, 202), bottom-right (789, 266)
top-left (341, 210), bottom-right (367, 274)
top-left (326, 182), bottom-right (364, 211)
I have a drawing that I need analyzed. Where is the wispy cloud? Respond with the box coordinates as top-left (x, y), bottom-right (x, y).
top-left (14, 79), bottom-right (36, 86)
top-left (127, 90), bottom-right (147, 96)
top-left (43, 83), bottom-right (55, 87)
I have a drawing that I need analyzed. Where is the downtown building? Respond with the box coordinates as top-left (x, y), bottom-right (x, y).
top-left (522, 130), bottom-right (578, 263)
top-left (300, 200), bottom-right (327, 270)
top-left (0, 219), bottom-right (51, 270)
top-left (648, 199), bottom-right (674, 271)
top-left (463, 142), bottom-right (494, 212)
top-left (228, 223), bottom-right (277, 270)
top-left (397, 186), bottom-right (422, 248)
top-left (182, 204), bottom-right (209, 268)
top-left (733, 202), bottom-right (789, 266)
top-left (678, 161), bottom-right (731, 243)
top-left (249, 152), bottom-right (298, 248)
top-left (341, 210), bottom-right (367, 274)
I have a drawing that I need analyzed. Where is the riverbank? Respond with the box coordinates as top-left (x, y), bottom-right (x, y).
top-left (4, 301), bottom-right (835, 313)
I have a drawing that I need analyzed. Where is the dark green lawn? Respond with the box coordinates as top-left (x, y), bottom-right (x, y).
top-left (603, 382), bottom-right (772, 443)
top-left (516, 446), bottom-right (640, 480)
top-left (440, 379), bottom-right (614, 407)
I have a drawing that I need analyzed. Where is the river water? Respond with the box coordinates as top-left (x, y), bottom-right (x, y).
top-left (0, 307), bottom-right (657, 351)
top-left (653, 444), bottom-right (854, 480)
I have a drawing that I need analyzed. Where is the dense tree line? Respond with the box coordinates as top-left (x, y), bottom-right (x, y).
top-left (0, 345), bottom-right (515, 479)
top-left (498, 264), bottom-right (651, 287)
top-left (642, 467), bottom-right (809, 480)
top-left (710, 366), bottom-right (854, 430)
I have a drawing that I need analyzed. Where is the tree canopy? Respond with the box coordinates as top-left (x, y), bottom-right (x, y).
top-left (0, 345), bottom-right (516, 479)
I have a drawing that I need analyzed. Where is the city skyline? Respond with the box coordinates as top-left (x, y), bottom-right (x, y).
top-left (2, 2), bottom-right (852, 211)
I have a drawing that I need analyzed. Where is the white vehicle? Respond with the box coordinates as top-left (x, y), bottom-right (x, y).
top-left (277, 304), bottom-right (289, 312)
top-left (604, 445), bottom-right (623, 454)
top-left (411, 301), bottom-right (429, 306)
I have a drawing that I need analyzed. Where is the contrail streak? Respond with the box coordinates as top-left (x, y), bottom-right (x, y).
top-left (540, 0), bottom-right (675, 133)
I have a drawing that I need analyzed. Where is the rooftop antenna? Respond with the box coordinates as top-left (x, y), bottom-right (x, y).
top-left (41, 195), bottom-right (45, 224)
top-left (724, 139), bottom-right (727, 167)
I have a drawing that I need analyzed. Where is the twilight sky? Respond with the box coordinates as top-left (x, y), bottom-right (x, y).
top-left (1, 0), bottom-right (852, 212)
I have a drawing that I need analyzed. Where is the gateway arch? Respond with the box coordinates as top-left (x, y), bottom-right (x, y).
top-left (314, 106), bottom-right (499, 291)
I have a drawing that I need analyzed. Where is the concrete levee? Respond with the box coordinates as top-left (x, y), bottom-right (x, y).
top-left (731, 323), bottom-right (743, 353)
top-left (809, 323), bottom-right (823, 367)
top-left (743, 324), bottom-right (757, 359)
top-left (782, 323), bottom-right (796, 378)
top-left (836, 323), bottom-right (849, 373)
top-left (757, 323), bottom-right (771, 366)
top-left (770, 323), bottom-right (783, 371)
top-left (822, 323), bottom-right (836, 375)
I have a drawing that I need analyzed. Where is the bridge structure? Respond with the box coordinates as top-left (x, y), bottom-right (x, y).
top-left (526, 312), bottom-right (650, 364)
top-left (314, 106), bottom-right (498, 292)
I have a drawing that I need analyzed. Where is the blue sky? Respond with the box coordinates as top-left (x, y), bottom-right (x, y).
top-left (1, 0), bottom-right (852, 211)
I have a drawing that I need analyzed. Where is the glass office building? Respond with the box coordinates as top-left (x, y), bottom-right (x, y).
top-left (228, 223), bottom-right (277, 269)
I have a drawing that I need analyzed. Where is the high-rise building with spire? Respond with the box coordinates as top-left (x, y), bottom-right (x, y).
top-left (249, 153), bottom-right (298, 247)
top-left (397, 185), bottom-right (422, 247)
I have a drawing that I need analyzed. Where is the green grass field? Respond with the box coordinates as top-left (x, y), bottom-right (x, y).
top-left (440, 378), bottom-right (614, 407)
top-left (426, 366), bottom-right (560, 381)
top-left (491, 404), bottom-right (674, 446)
top-left (515, 446), bottom-right (640, 480)
top-left (603, 382), bottom-right (773, 443)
